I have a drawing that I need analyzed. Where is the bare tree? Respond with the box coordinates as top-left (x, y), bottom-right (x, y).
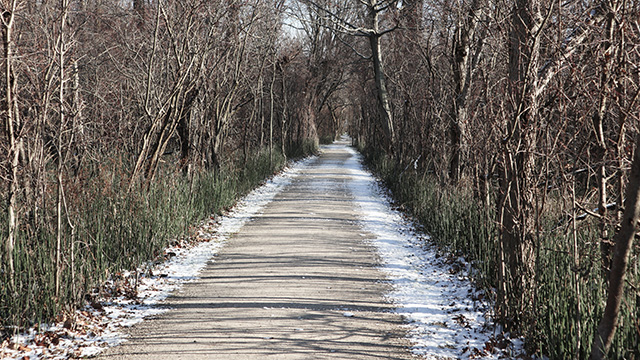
top-left (496, 0), bottom-right (546, 326)
top-left (448, 0), bottom-right (482, 182)
top-left (299, 0), bottom-right (399, 150)
top-left (2, 0), bottom-right (19, 287)
top-left (55, 0), bottom-right (71, 299)
top-left (590, 135), bottom-right (640, 359)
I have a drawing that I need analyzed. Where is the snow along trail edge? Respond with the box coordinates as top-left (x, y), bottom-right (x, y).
top-left (1, 156), bottom-right (315, 360)
top-left (340, 144), bottom-right (526, 359)
top-left (3, 141), bottom-right (527, 359)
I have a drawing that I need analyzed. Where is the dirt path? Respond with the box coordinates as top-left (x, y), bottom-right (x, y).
top-left (98, 141), bottom-right (416, 359)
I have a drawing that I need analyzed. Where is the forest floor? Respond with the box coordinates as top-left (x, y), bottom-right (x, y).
top-left (3, 138), bottom-right (524, 359)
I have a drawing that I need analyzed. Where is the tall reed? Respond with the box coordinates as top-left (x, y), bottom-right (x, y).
top-left (0, 145), bottom-right (302, 334)
top-left (360, 147), bottom-right (639, 359)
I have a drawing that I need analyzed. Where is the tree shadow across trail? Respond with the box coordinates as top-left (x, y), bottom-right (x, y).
top-left (97, 145), bottom-right (419, 360)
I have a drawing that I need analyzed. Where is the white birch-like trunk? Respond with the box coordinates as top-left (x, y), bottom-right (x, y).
top-left (3, 0), bottom-right (18, 288)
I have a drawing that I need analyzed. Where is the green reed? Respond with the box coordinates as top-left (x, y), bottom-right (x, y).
top-left (0, 144), bottom-right (308, 334)
top-left (360, 149), bottom-right (639, 359)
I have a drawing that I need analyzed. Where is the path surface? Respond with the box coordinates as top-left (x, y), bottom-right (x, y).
top-left (98, 140), bottom-right (417, 359)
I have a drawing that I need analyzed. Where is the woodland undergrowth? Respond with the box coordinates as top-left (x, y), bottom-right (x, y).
top-left (360, 146), bottom-right (639, 360)
top-left (0, 145), bottom-right (313, 336)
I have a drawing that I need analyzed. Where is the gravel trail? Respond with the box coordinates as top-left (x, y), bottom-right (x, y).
top-left (98, 140), bottom-right (417, 360)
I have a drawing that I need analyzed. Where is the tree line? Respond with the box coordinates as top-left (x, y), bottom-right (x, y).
top-left (294, 0), bottom-right (639, 358)
top-left (1, 0), bottom-right (332, 336)
top-left (2, 0), bottom-right (639, 358)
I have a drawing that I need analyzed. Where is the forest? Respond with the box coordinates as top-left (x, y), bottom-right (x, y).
top-left (1, 0), bottom-right (639, 359)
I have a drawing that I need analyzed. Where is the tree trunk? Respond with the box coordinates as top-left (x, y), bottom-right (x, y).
top-left (70, 59), bottom-right (84, 174)
top-left (177, 87), bottom-right (198, 174)
top-left (280, 63), bottom-right (287, 160)
top-left (259, 75), bottom-right (265, 148)
top-left (55, 0), bottom-right (67, 299)
top-left (3, 0), bottom-right (18, 287)
top-left (594, 5), bottom-right (617, 279)
top-left (368, 3), bottom-right (394, 150)
top-left (368, 33), bottom-right (394, 150)
top-left (211, 128), bottom-right (224, 171)
top-left (269, 59), bottom-right (276, 165)
top-left (449, 0), bottom-right (481, 183)
top-left (497, 0), bottom-right (542, 328)
top-left (145, 96), bottom-right (183, 184)
top-left (590, 134), bottom-right (640, 360)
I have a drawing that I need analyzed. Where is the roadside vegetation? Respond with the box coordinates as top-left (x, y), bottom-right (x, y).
top-left (0, 148), bottom-right (296, 330)
top-left (315, 0), bottom-right (639, 356)
top-left (2, 0), bottom-right (639, 359)
top-left (361, 147), bottom-right (639, 359)
top-left (0, 0), bottom-right (322, 338)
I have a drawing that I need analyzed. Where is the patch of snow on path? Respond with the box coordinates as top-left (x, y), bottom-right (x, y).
top-left (1, 157), bottom-right (314, 360)
top-left (341, 145), bottom-right (524, 359)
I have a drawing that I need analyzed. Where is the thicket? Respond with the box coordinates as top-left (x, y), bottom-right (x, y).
top-left (0, 148), bottom-right (292, 330)
top-left (3, 0), bottom-right (640, 358)
top-left (361, 146), bottom-right (639, 359)
top-left (1, 0), bottom-right (333, 333)
top-left (304, 0), bottom-right (640, 357)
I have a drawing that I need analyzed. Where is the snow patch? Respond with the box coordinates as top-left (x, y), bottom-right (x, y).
top-left (341, 145), bottom-right (524, 359)
top-left (1, 157), bottom-right (314, 360)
